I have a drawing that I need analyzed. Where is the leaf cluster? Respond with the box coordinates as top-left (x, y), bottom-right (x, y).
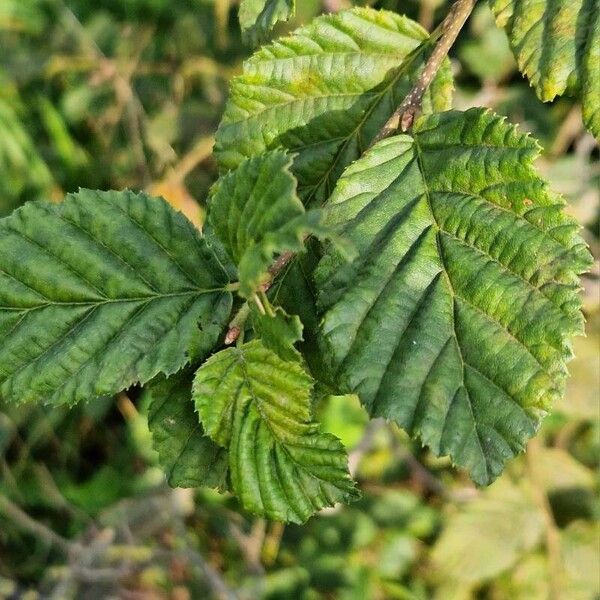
top-left (0, 2), bottom-right (594, 524)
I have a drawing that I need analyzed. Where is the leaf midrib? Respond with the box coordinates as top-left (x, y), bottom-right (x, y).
top-left (223, 39), bottom-right (432, 206)
top-left (235, 348), bottom-right (342, 486)
top-left (412, 135), bottom-right (564, 370)
top-left (412, 135), bottom-right (492, 480)
top-left (2, 292), bottom-right (203, 394)
top-left (0, 285), bottom-right (228, 310)
top-left (413, 128), bottom-right (561, 478)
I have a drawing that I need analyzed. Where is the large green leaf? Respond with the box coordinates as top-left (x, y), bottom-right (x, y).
top-left (193, 340), bottom-right (358, 523)
top-left (208, 150), bottom-right (327, 297)
top-left (0, 189), bottom-right (233, 406)
top-left (147, 372), bottom-right (228, 489)
top-left (490, 0), bottom-right (600, 139)
top-left (239, 0), bottom-right (295, 45)
top-left (316, 108), bottom-right (592, 485)
top-left (215, 8), bottom-right (453, 204)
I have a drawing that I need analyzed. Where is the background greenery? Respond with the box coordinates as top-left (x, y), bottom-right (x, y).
top-left (0, 0), bottom-right (597, 598)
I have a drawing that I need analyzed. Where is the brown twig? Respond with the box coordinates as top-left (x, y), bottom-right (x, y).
top-left (166, 135), bottom-right (215, 184)
top-left (370, 0), bottom-right (477, 145)
top-left (56, 0), bottom-right (154, 185)
top-left (419, 0), bottom-right (437, 30)
top-left (224, 0), bottom-right (476, 345)
top-left (224, 250), bottom-right (297, 345)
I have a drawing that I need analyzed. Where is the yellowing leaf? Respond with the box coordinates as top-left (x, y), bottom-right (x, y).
top-left (216, 8), bottom-right (453, 204)
top-left (316, 109), bottom-right (592, 485)
top-left (193, 340), bottom-right (358, 522)
top-left (490, 0), bottom-right (600, 138)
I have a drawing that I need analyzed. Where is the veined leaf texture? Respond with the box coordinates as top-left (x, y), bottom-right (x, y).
top-left (316, 109), bottom-right (592, 485)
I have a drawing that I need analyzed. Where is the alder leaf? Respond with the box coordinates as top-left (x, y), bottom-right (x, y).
top-left (215, 8), bottom-right (453, 204)
top-left (316, 108), bottom-right (592, 485)
top-left (147, 372), bottom-right (228, 489)
top-left (209, 150), bottom-right (330, 297)
top-left (0, 189), bottom-right (233, 406)
top-left (239, 0), bottom-right (295, 45)
top-left (193, 340), bottom-right (358, 523)
top-left (490, 0), bottom-right (600, 139)
top-left (251, 303), bottom-right (303, 362)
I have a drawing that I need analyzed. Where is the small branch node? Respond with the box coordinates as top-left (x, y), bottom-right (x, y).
top-left (370, 0), bottom-right (476, 146)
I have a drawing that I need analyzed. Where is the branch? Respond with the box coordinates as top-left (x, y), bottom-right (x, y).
top-left (0, 493), bottom-right (76, 555)
top-left (370, 0), bottom-right (477, 145)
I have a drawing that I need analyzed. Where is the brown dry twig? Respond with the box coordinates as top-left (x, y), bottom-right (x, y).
top-left (370, 0), bottom-right (477, 145)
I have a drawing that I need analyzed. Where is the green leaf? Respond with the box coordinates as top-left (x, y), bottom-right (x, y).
top-left (239, 0), bottom-right (295, 45)
top-left (316, 108), bottom-right (592, 485)
top-left (490, 0), bottom-right (600, 139)
top-left (209, 150), bottom-right (329, 297)
top-left (147, 372), bottom-right (228, 489)
top-left (251, 303), bottom-right (303, 362)
top-left (0, 189), bottom-right (232, 406)
top-left (215, 8), bottom-right (453, 204)
top-left (187, 288), bottom-right (235, 364)
top-left (193, 340), bottom-right (358, 523)
top-left (267, 246), bottom-right (330, 381)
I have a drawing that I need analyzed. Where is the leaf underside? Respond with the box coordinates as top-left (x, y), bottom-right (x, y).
top-left (216, 7), bottom-right (453, 205)
top-left (147, 372), bottom-right (228, 489)
top-left (0, 190), bottom-right (232, 406)
top-left (316, 108), bottom-right (592, 485)
top-left (239, 0), bottom-right (296, 45)
top-left (193, 340), bottom-right (358, 523)
top-left (490, 0), bottom-right (600, 139)
top-left (208, 150), bottom-right (325, 297)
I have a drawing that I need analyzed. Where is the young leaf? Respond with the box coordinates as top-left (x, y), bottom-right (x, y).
top-left (147, 372), bottom-right (228, 489)
top-left (0, 190), bottom-right (233, 406)
top-left (251, 303), bottom-right (303, 362)
top-left (209, 150), bottom-right (329, 297)
top-left (239, 0), bottom-right (295, 45)
top-left (316, 108), bottom-right (592, 486)
top-left (192, 340), bottom-right (358, 523)
top-left (490, 0), bottom-right (599, 139)
top-left (215, 8), bottom-right (454, 204)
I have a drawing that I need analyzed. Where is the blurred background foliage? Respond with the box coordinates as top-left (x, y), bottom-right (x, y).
top-left (0, 0), bottom-right (598, 598)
